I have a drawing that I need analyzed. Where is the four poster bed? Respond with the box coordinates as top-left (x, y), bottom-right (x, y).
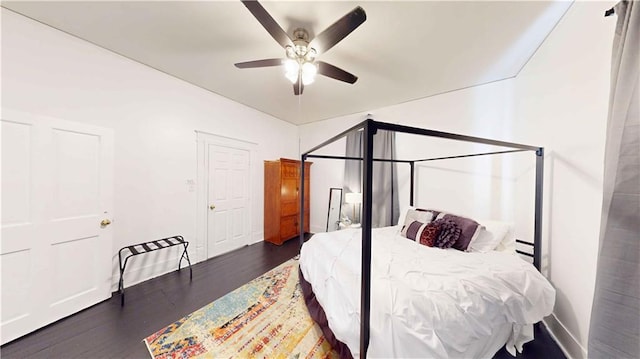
top-left (297, 119), bottom-right (555, 358)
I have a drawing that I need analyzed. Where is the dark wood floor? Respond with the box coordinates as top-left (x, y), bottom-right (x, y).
top-left (1, 237), bottom-right (565, 359)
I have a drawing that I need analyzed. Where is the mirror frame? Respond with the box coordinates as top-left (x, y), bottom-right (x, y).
top-left (326, 187), bottom-right (343, 232)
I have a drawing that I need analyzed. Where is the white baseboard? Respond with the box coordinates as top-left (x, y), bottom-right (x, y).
top-left (251, 230), bottom-right (264, 245)
top-left (311, 225), bottom-right (325, 234)
top-left (543, 313), bottom-right (588, 359)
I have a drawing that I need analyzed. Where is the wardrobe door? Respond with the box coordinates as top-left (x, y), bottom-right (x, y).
top-left (280, 215), bottom-right (298, 241)
top-left (280, 161), bottom-right (299, 239)
top-left (263, 161), bottom-right (280, 245)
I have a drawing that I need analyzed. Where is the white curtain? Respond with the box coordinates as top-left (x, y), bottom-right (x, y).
top-left (588, 1), bottom-right (639, 358)
top-left (343, 129), bottom-right (399, 227)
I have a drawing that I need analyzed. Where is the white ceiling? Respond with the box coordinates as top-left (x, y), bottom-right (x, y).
top-left (2, 1), bottom-right (571, 125)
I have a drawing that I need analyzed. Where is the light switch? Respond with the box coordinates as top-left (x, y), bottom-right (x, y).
top-left (186, 179), bottom-right (196, 192)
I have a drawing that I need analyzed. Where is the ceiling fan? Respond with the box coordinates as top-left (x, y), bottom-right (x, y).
top-left (235, 0), bottom-right (366, 96)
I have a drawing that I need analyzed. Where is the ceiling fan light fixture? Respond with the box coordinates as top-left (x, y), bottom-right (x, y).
top-left (301, 62), bottom-right (317, 85)
top-left (285, 45), bottom-right (296, 59)
top-left (304, 48), bottom-right (317, 62)
top-left (284, 59), bottom-right (300, 83)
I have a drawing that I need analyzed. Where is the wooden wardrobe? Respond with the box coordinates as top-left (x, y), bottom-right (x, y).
top-left (264, 158), bottom-right (311, 245)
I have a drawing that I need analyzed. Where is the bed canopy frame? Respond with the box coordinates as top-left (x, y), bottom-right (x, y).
top-left (298, 119), bottom-right (544, 358)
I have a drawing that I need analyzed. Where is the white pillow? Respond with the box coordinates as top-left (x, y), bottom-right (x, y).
top-left (495, 229), bottom-right (517, 253)
top-left (468, 220), bottom-right (512, 253)
top-left (396, 205), bottom-right (416, 227)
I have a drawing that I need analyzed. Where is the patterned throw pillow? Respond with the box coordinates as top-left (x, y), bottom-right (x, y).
top-left (419, 222), bottom-right (441, 247)
top-left (400, 210), bottom-right (433, 237)
top-left (405, 220), bottom-right (427, 241)
top-left (433, 219), bottom-right (461, 249)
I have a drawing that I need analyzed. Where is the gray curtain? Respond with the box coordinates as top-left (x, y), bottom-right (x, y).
top-left (344, 131), bottom-right (363, 199)
top-left (588, 1), bottom-right (639, 358)
top-left (344, 129), bottom-right (400, 227)
top-left (344, 131), bottom-right (363, 223)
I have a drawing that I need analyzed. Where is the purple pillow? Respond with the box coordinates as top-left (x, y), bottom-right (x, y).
top-left (441, 214), bottom-right (482, 251)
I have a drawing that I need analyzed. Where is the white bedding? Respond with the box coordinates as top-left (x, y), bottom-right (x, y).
top-left (299, 226), bottom-right (555, 358)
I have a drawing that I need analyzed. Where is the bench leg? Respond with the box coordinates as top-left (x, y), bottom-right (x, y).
top-left (119, 255), bottom-right (128, 306)
top-left (178, 243), bottom-right (193, 281)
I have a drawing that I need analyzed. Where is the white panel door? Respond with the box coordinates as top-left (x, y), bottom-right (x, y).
top-left (206, 144), bottom-right (249, 258)
top-left (1, 111), bottom-right (113, 344)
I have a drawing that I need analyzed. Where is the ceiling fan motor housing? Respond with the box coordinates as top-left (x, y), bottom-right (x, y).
top-left (288, 28), bottom-right (316, 62)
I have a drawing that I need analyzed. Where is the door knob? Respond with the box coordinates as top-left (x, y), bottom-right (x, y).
top-left (209, 204), bottom-right (216, 210)
top-left (100, 219), bottom-right (112, 226)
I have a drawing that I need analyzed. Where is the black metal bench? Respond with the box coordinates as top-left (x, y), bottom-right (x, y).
top-left (118, 235), bottom-right (192, 305)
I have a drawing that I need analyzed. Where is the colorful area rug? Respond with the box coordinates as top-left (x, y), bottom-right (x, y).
top-left (144, 259), bottom-right (337, 358)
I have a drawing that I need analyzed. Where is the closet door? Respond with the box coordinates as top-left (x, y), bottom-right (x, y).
top-left (206, 144), bottom-right (250, 258)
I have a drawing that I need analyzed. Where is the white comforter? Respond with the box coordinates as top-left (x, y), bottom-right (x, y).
top-left (299, 226), bottom-right (555, 358)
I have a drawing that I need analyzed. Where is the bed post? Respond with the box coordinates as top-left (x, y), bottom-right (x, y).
top-left (533, 148), bottom-right (544, 271)
top-left (299, 154), bottom-right (307, 249)
top-left (409, 161), bottom-right (415, 206)
top-left (360, 120), bottom-right (375, 358)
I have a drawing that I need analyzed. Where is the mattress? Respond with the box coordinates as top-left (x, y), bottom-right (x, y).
top-left (299, 226), bottom-right (556, 358)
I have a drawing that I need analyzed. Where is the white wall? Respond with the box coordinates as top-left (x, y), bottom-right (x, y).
top-left (1, 9), bottom-right (299, 289)
top-left (299, 120), bottom-right (352, 233)
top-left (513, 3), bottom-right (614, 357)
top-left (299, 2), bottom-right (615, 358)
top-left (301, 79), bottom-right (523, 233)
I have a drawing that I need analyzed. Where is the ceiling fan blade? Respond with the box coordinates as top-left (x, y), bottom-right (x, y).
top-left (241, 0), bottom-right (293, 49)
top-left (235, 58), bottom-right (285, 68)
top-left (293, 79), bottom-right (304, 96)
top-left (309, 6), bottom-right (366, 54)
top-left (317, 61), bottom-right (358, 84)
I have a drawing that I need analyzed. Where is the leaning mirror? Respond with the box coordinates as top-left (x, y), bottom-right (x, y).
top-left (326, 188), bottom-right (343, 232)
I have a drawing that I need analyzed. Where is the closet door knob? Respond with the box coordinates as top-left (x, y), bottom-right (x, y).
top-left (209, 204), bottom-right (216, 210)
